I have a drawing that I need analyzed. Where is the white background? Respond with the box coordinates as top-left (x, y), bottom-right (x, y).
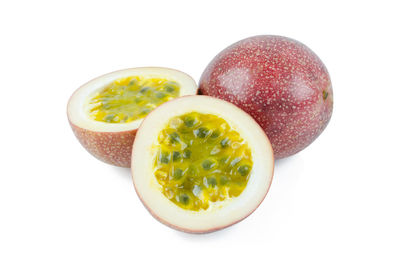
top-left (1, 0), bottom-right (399, 266)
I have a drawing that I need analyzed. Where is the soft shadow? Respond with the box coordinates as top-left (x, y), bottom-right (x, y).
top-left (272, 153), bottom-right (305, 186)
top-left (173, 223), bottom-right (238, 241)
top-left (274, 153), bottom-right (301, 169)
top-left (109, 165), bottom-right (132, 180)
top-left (273, 153), bottom-right (305, 184)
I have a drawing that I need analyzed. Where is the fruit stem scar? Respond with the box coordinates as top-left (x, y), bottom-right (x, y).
top-left (323, 90), bottom-right (329, 100)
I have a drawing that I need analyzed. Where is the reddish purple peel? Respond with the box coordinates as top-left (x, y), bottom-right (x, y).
top-left (199, 35), bottom-right (333, 159)
top-left (70, 122), bottom-right (136, 167)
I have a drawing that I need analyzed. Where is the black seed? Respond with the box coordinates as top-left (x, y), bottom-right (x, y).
top-left (196, 127), bottom-right (209, 138)
top-left (210, 131), bottom-right (220, 138)
top-left (202, 159), bottom-right (215, 170)
top-left (105, 114), bottom-right (115, 122)
top-left (220, 138), bottom-right (230, 148)
top-left (187, 165), bottom-right (197, 176)
top-left (140, 86), bottom-right (151, 94)
top-left (173, 151), bottom-right (181, 161)
top-left (238, 165), bottom-right (250, 176)
top-left (184, 117), bottom-right (195, 127)
top-left (156, 92), bottom-right (166, 99)
top-left (183, 149), bottom-right (191, 159)
top-left (179, 194), bottom-right (189, 205)
top-left (164, 85), bottom-right (175, 92)
top-left (140, 108), bottom-right (151, 115)
top-left (173, 168), bottom-right (183, 179)
top-left (220, 176), bottom-right (229, 185)
top-left (207, 177), bottom-right (217, 187)
top-left (160, 152), bottom-right (170, 164)
top-left (128, 79), bottom-right (136, 86)
top-left (219, 156), bottom-right (228, 164)
top-left (169, 132), bottom-right (180, 143)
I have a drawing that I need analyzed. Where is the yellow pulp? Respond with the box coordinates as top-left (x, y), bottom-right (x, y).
top-left (153, 112), bottom-right (253, 211)
top-left (89, 76), bottom-right (180, 123)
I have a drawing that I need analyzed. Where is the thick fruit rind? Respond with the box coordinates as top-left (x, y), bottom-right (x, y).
top-left (133, 170), bottom-right (274, 234)
top-left (69, 122), bottom-right (136, 167)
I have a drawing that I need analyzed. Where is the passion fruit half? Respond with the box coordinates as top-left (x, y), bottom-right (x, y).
top-left (67, 67), bottom-right (197, 167)
top-left (132, 95), bottom-right (274, 233)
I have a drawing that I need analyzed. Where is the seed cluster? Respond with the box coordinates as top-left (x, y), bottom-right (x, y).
top-left (153, 112), bottom-right (253, 211)
top-left (89, 76), bottom-right (180, 123)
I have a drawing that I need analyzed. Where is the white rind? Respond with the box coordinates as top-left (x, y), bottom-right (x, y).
top-left (131, 95), bottom-right (274, 233)
top-left (68, 67), bottom-right (198, 132)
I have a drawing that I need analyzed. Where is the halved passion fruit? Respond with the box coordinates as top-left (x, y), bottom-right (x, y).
top-left (67, 67), bottom-right (197, 167)
top-left (132, 95), bottom-right (274, 233)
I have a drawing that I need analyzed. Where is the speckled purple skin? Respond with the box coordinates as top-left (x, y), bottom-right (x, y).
top-left (199, 35), bottom-right (333, 159)
top-left (69, 122), bottom-right (136, 167)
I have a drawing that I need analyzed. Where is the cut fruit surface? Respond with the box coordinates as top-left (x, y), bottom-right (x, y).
top-left (153, 112), bottom-right (253, 211)
top-left (132, 95), bottom-right (274, 233)
top-left (89, 76), bottom-right (180, 123)
top-left (67, 67), bottom-right (197, 167)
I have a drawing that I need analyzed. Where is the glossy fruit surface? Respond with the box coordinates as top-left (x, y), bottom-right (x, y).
top-left (199, 35), bottom-right (333, 158)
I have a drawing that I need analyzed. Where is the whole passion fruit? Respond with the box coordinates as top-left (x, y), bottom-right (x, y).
top-left (67, 67), bottom-right (197, 167)
top-left (131, 95), bottom-right (274, 233)
top-left (199, 35), bottom-right (333, 159)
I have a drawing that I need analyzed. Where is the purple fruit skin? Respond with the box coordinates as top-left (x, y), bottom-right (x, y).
top-left (199, 35), bottom-right (333, 159)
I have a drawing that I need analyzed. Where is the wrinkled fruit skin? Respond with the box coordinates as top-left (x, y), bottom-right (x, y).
top-left (70, 122), bottom-right (136, 167)
top-left (199, 35), bottom-right (333, 159)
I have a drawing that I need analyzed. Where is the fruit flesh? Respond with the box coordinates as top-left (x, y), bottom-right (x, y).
top-left (89, 76), bottom-right (180, 123)
top-left (153, 112), bottom-right (253, 211)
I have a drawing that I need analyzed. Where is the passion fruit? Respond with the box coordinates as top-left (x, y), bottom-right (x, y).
top-left (67, 67), bottom-right (197, 167)
top-left (199, 35), bottom-right (333, 159)
top-left (131, 95), bottom-right (274, 233)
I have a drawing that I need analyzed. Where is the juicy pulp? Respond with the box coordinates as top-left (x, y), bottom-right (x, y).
top-left (88, 76), bottom-right (180, 123)
top-left (153, 112), bottom-right (253, 211)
